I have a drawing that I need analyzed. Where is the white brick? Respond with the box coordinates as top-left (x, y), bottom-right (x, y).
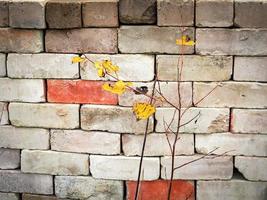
top-left (90, 155), bottom-right (160, 180)
top-left (122, 133), bottom-right (194, 156)
top-left (196, 133), bottom-right (267, 156)
top-left (9, 103), bottom-right (79, 129)
top-left (161, 155), bottom-right (233, 180)
top-left (51, 129), bottom-right (120, 155)
top-left (0, 148), bottom-right (20, 169)
top-left (157, 55), bottom-right (232, 81)
top-left (0, 78), bottom-right (45, 102)
top-left (193, 82), bottom-right (267, 108)
top-left (0, 126), bottom-right (49, 149)
top-left (0, 53), bottom-right (6, 76)
top-left (21, 150), bottom-right (89, 175)
top-left (81, 54), bottom-right (154, 81)
top-left (81, 105), bottom-right (154, 134)
top-left (0, 193), bottom-right (19, 200)
top-left (155, 108), bottom-right (229, 133)
top-left (0, 102), bottom-right (8, 125)
top-left (55, 176), bottom-right (123, 200)
top-left (231, 109), bottom-right (267, 134)
top-left (7, 54), bottom-right (79, 79)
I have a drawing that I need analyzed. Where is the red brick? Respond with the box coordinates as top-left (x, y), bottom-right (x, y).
top-left (127, 180), bottom-right (195, 200)
top-left (47, 80), bottom-right (118, 104)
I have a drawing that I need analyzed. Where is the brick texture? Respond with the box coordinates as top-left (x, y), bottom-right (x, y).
top-left (0, 148), bottom-right (20, 169)
top-left (0, 53), bottom-right (6, 76)
top-left (0, 1), bottom-right (8, 27)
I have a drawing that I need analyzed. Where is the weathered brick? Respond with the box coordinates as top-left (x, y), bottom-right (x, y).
top-left (0, 148), bottom-right (20, 169)
top-left (196, 133), bottom-right (267, 156)
top-left (0, 1), bottom-right (8, 27)
top-left (127, 180), bottom-right (194, 200)
top-left (0, 192), bottom-right (19, 200)
top-left (157, 55), bottom-right (232, 81)
top-left (9, 103), bottom-right (79, 129)
top-left (55, 176), bottom-right (123, 200)
top-left (0, 78), bottom-right (45, 102)
top-left (234, 57), bottom-right (267, 82)
top-left (47, 80), bottom-right (118, 104)
top-left (0, 53), bottom-right (6, 76)
top-left (51, 129), bottom-right (120, 155)
top-left (157, 0), bottom-right (194, 26)
top-left (122, 133), bottom-right (194, 156)
top-left (0, 170), bottom-right (53, 194)
top-left (0, 28), bottom-right (43, 53)
top-left (196, 29), bottom-right (267, 55)
top-left (81, 105), bottom-right (154, 134)
top-left (90, 155), bottom-right (160, 180)
top-left (235, 156), bottom-right (267, 181)
top-left (0, 126), bottom-right (49, 149)
top-left (193, 82), bottom-right (267, 108)
top-left (231, 109), bottom-right (267, 134)
top-left (9, 0), bottom-right (46, 28)
top-left (21, 150), bottom-right (89, 175)
top-left (46, 0), bottom-right (81, 29)
top-left (155, 108), bottom-right (229, 133)
top-left (0, 102), bottom-right (8, 125)
top-left (197, 179), bottom-right (267, 200)
top-left (161, 155), bottom-right (233, 180)
top-left (22, 194), bottom-right (58, 200)
top-left (7, 54), bottom-right (79, 79)
top-left (196, 0), bottom-right (233, 27)
top-left (235, 0), bottom-right (267, 28)
top-left (80, 54), bottom-right (154, 81)
top-left (46, 29), bottom-right (117, 53)
top-left (119, 26), bottom-right (194, 54)
top-left (82, 0), bottom-right (118, 27)
top-left (119, 0), bottom-right (156, 24)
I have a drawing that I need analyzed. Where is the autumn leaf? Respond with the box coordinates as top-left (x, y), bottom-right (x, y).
top-left (176, 35), bottom-right (195, 46)
top-left (133, 102), bottom-right (156, 120)
top-left (102, 80), bottom-right (133, 95)
top-left (94, 60), bottom-right (120, 77)
top-left (72, 56), bottom-right (86, 64)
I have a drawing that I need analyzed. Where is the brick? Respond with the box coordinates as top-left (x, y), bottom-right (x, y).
top-left (196, 29), bottom-right (267, 55)
top-left (0, 78), bottom-right (45, 102)
top-left (7, 54), bottom-right (79, 79)
top-left (82, 0), bottom-right (118, 27)
top-left (157, 55), bottom-right (232, 81)
top-left (81, 105), bottom-right (154, 134)
top-left (234, 57), bottom-right (267, 82)
top-left (196, 0), bottom-right (233, 27)
top-left (235, 0), bottom-right (267, 28)
top-left (51, 129), bottom-right (120, 155)
top-left (21, 150), bottom-right (89, 175)
top-left (22, 194), bottom-right (58, 200)
top-left (119, 0), bottom-right (156, 24)
top-left (0, 192), bottom-right (19, 200)
top-left (80, 54), bottom-right (154, 81)
top-left (9, 0), bottom-right (46, 29)
top-left (46, 29), bottom-right (117, 53)
top-left (119, 26), bottom-right (194, 54)
top-left (90, 155), bottom-right (160, 180)
top-left (197, 179), bottom-right (267, 200)
top-left (231, 109), bottom-right (267, 134)
top-left (127, 180), bottom-right (194, 200)
top-left (0, 126), bottom-right (49, 149)
top-left (9, 103), bottom-right (79, 129)
top-left (46, 0), bottom-right (81, 29)
top-left (0, 170), bottom-right (53, 194)
top-left (0, 28), bottom-right (43, 53)
top-left (193, 82), bottom-right (267, 108)
top-left (196, 133), bottom-right (267, 156)
top-left (47, 80), bottom-right (118, 104)
top-left (155, 108), bottom-right (229, 133)
top-left (0, 102), bottom-right (8, 125)
top-left (157, 0), bottom-right (194, 26)
top-left (161, 155), bottom-right (233, 180)
top-left (0, 148), bottom-right (20, 169)
top-left (0, 1), bottom-right (8, 27)
top-left (55, 176), bottom-right (123, 200)
top-left (0, 53), bottom-right (6, 76)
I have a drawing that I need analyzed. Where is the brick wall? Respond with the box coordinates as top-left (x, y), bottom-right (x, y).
top-left (0, 0), bottom-right (267, 200)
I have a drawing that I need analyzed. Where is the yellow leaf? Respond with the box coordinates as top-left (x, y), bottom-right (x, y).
top-left (93, 60), bottom-right (120, 77)
top-left (72, 56), bottom-right (86, 64)
top-left (133, 102), bottom-right (156, 120)
top-left (176, 35), bottom-right (195, 46)
top-left (102, 80), bottom-right (132, 95)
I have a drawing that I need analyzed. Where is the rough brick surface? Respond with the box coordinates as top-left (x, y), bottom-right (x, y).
top-left (0, 192), bottom-right (19, 200)
top-left (161, 155), bottom-right (233, 180)
top-left (0, 148), bottom-right (20, 169)
top-left (7, 54), bottom-right (79, 79)
top-left (51, 129), bottom-right (120, 155)
top-left (90, 155), bottom-right (160, 180)
top-left (21, 150), bottom-right (89, 175)
top-left (196, 133), bottom-right (267, 156)
top-left (9, 103), bottom-right (79, 129)
top-left (196, 29), bottom-right (267, 55)
top-left (81, 105), bottom-right (154, 134)
top-left (55, 176), bottom-right (123, 200)
top-left (0, 1), bottom-right (8, 27)
top-left (46, 29), bottom-right (117, 53)
top-left (119, 26), bottom-right (194, 54)
top-left (0, 102), bottom-right (9, 125)
top-left (0, 53), bottom-right (6, 76)
top-left (22, 194), bottom-right (58, 200)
